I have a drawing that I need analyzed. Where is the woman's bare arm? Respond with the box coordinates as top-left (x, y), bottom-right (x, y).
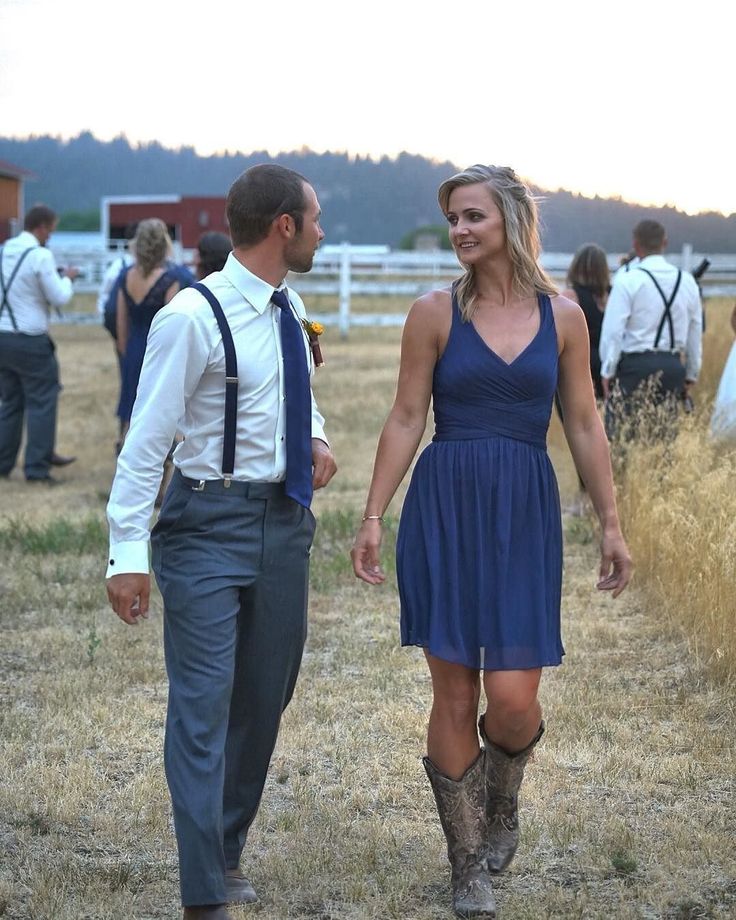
top-left (351, 291), bottom-right (449, 584)
top-left (554, 296), bottom-right (632, 597)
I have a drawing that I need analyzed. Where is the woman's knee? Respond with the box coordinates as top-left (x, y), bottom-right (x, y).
top-left (432, 679), bottom-right (479, 725)
top-left (484, 672), bottom-right (541, 728)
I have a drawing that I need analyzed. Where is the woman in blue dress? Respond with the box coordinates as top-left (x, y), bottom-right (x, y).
top-left (116, 218), bottom-right (180, 442)
top-left (352, 165), bottom-right (632, 919)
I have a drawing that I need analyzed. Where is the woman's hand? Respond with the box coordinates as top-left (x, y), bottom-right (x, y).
top-left (351, 520), bottom-right (386, 585)
top-left (596, 529), bottom-right (633, 598)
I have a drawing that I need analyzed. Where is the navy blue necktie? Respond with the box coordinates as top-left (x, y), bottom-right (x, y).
top-left (271, 289), bottom-right (312, 507)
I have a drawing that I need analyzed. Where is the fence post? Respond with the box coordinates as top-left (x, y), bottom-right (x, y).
top-left (339, 241), bottom-right (351, 339)
top-left (681, 243), bottom-right (693, 272)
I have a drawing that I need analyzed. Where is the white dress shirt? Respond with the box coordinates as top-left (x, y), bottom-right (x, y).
top-left (106, 253), bottom-right (327, 576)
top-left (599, 254), bottom-right (702, 381)
top-left (612, 256), bottom-right (641, 285)
top-left (0, 231), bottom-right (73, 334)
top-left (96, 252), bottom-right (134, 315)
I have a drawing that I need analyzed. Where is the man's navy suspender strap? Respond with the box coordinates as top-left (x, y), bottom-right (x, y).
top-left (192, 282), bottom-right (238, 482)
top-left (0, 247), bottom-right (34, 331)
top-left (638, 267), bottom-right (682, 351)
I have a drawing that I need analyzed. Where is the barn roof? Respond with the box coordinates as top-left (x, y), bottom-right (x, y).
top-left (0, 159), bottom-right (37, 180)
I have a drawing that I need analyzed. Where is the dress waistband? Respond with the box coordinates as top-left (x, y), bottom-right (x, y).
top-left (432, 427), bottom-right (547, 450)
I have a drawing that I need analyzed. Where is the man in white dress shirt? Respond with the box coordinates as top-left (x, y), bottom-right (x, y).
top-left (105, 165), bottom-right (337, 920)
top-left (0, 205), bottom-right (79, 482)
top-left (599, 219), bottom-right (702, 435)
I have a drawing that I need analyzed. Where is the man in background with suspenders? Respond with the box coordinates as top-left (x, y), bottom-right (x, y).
top-left (599, 219), bottom-right (703, 436)
top-left (0, 205), bottom-right (79, 482)
top-left (105, 165), bottom-right (337, 920)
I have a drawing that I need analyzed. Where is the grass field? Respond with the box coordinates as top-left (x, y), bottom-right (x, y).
top-left (0, 296), bottom-right (734, 919)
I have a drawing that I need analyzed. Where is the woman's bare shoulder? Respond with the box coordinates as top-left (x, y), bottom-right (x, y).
top-left (550, 293), bottom-right (589, 349)
top-left (407, 286), bottom-right (452, 321)
top-left (551, 292), bottom-right (584, 321)
top-left (402, 287), bottom-right (453, 349)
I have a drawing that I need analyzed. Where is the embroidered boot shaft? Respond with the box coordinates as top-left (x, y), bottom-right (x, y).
top-left (423, 752), bottom-right (497, 919)
top-left (478, 716), bottom-right (545, 873)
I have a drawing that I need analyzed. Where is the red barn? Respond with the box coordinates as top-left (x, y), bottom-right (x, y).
top-left (101, 195), bottom-right (229, 250)
top-left (0, 160), bottom-right (36, 243)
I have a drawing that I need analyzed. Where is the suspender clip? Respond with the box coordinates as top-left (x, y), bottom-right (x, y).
top-left (223, 475), bottom-right (232, 489)
top-left (225, 376), bottom-right (238, 384)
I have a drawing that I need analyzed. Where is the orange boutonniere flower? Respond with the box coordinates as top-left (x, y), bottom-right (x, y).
top-left (302, 318), bottom-right (325, 367)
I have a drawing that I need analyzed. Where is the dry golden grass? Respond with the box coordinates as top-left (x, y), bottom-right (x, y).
top-left (0, 298), bottom-right (734, 919)
top-left (613, 298), bottom-right (736, 683)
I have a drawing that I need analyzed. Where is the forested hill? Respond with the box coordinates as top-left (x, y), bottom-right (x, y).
top-left (2, 132), bottom-right (735, 251)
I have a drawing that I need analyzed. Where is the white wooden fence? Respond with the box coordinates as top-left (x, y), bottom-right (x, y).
top-left (50, 242), bottom-right (736, 335)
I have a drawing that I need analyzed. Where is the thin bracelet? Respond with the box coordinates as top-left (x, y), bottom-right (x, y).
top-left (362, 514), bottom-right (384, 522)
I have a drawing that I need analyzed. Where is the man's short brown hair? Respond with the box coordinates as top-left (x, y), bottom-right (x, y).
top-left (226, 165), bottom-right (308, 248)
top-left (24, 205), bottom-right (58, 232)
top-left (633, 219), bottom-right (666, 254)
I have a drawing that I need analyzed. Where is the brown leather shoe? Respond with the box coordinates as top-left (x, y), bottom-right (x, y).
top-left (182, 906), bottom-right (232, 919)
top-left (225, 869), bottom-right (258, 904)
top-left (50, 452), bottom-right (76, 466)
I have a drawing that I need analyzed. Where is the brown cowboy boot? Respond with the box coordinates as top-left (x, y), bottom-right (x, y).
top-left (423, 752), bottom-right (497, 919)
top-left (478, 715), bottom-right (544, 873)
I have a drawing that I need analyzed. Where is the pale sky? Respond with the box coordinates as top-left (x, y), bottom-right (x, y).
top-left (1, 0), bottom-right (733, 216)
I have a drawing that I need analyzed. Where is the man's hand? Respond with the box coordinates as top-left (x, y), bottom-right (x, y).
top-left (312, 439), bottom-right (337, 490)
top-left (106, 573), bottom-right (150, 626)
top-left (64, 266), bottom-right (81, 281)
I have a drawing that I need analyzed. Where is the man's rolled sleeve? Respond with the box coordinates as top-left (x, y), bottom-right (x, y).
top-left (599, 284), bottom-right (631, 378)
top-left (37, 252), bottom-right (73, 310)
top-left (311, 396), bottom-right (328, 445)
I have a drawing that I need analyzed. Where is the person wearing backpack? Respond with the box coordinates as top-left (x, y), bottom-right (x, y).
top-left (599, 219), bottom-right (702, 439)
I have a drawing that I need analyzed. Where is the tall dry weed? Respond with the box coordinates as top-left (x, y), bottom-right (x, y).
top-left (612, 299), bottom-right (736, 681)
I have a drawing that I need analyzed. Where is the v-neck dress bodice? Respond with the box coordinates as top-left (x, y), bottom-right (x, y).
top-left (396, 285), bottom-right (564, 670)
top-left (117, 267), bottom-right (177, 422)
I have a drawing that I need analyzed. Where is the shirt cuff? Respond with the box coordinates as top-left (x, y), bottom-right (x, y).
top-left (600, 358), bottom-right (617, 379)
top-left (106, 540), bottom-right (150, 578)
top-left (311, 423), bottom-right (329, 446)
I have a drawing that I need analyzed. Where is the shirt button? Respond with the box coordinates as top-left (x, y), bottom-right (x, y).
top-left (280, 436), bottom-right (285, 441)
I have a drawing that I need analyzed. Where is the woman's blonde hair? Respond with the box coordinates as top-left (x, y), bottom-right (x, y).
top-left (437, 164), bottom-right (557, 321)
top-left (133, 218), bottom-right (172, 277)
top-left (566, 243), bottom-right (610, 299)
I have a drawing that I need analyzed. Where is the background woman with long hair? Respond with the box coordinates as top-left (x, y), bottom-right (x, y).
top-left (116, 218), bottom-right (180, 441)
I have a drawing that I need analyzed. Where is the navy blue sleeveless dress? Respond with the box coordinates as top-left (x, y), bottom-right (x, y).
top-left (117, 267), bottom-right (177, 423)
top-left (396, 287), bottom-right (564, 671)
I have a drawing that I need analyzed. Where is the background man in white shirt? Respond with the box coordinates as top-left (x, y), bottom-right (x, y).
top-left (0, 205), bottom-right (79, 482)
top-left (599, 219), bottom-right (702, 434)
top-left (105, 165), bottom-right (337, 920)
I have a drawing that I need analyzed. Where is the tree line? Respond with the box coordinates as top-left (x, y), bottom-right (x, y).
top-left (2, 132), bottom-right (734, 252)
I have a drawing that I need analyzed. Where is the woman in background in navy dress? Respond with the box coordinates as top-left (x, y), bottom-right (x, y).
top-left (116, 218), bottom-right (180, 442)
top-left (351, 165), bottom-right (631, 919)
